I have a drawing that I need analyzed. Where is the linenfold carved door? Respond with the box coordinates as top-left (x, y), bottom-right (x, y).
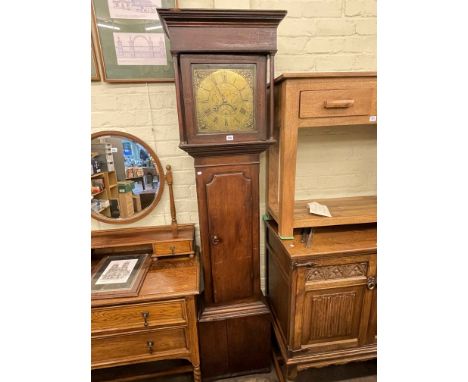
top-left (295, 254), bottom-right (376, 353)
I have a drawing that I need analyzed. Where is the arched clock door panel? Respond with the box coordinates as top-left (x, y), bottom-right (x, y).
top-left (195, 156), bottom-right (261, 305)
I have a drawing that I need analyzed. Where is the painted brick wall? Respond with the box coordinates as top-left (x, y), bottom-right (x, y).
top-left (91, 0), bottom-right (377, 288)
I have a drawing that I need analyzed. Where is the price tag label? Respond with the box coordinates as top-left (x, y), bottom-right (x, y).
top-left (226, 135), bottom-right (234, 141)
top-left (369, 115), bottom-right (377, 122)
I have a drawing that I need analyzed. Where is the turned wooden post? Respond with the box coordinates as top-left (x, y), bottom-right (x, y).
top-left (165, 164), bottom-right (178, 238)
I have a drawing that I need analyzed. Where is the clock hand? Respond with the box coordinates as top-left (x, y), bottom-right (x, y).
top-left (212, 81), bottom-right (227, 104)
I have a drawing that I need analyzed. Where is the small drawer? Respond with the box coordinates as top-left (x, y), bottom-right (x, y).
top-left (92, 327), bottom-right (188, 367)
top-left (153, 240), bottom-right (192, 256)
top-left (92, 300), bottom-right (186, 334)
top-left (299, 88), bottom-right (374, 119)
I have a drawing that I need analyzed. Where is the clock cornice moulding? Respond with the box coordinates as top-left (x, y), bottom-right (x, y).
top-left (157, 8), bottom-right (287, 53)
top-left (157, 8), bottom-right (287, 27)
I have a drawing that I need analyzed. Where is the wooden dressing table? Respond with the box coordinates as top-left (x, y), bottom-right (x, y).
top-left (91, 224), bottom-right (201, 382)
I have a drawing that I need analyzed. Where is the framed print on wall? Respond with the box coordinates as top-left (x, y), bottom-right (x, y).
top-left (91, 37), bottom-right (101, 81)
top-left (92, 0), bottom-right (178, 83)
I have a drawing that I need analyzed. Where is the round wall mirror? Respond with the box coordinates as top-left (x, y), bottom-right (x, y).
top-left (91, 131), bottom-right (165, 224)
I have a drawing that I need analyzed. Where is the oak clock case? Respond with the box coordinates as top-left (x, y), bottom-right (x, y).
top-left (158, 8), bottom-right (287, 380)
top-left (180, 55), bottom-right (267, 145)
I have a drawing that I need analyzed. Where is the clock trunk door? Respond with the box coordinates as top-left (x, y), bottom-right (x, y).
top-left (201, 164), bottom-right (258, 304)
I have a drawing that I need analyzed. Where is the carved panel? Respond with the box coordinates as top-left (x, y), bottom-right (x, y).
top-left (306, 263), bottom-right (368, 282)
top-left (308, 292), bottom-right (356, 339)
top-left (301, 284), bottom-right (366, 350)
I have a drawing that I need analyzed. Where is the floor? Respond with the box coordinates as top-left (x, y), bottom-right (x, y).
top-left (153, 360), bottom-right (377, 382)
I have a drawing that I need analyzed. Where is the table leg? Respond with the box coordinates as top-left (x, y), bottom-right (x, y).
top-left (193, 363), bottom-right (201, 382)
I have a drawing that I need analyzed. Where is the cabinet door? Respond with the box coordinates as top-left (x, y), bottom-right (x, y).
top-left (296, 254), bottom-right (376, 353)
top-left (197, 163), bottom-right (259, 304)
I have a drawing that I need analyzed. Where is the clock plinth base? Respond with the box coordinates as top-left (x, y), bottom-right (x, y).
top-left (198, 298), bottom-right (272, 380)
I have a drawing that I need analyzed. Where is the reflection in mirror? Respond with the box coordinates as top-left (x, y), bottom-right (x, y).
top-left (91, 131), bottom-right (164, 224)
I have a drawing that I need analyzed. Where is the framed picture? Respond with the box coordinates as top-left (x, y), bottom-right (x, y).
top-left (92, 0), bottom-right (178, 83)
top-left (91, 253), bottom-right (152, 299)
top-left (92, 37), bottom-right (101, 81)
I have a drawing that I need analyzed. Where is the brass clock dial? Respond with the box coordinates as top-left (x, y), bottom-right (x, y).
top-left (193, 64), bottom-right (256, 133)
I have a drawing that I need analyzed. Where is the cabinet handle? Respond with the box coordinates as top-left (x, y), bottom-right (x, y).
top-left (324, 99), bottom-right (355, 109)
top-left (146, 340), bottom-right (154, 354)
top-left (296, 261), bottom-right (316, 268)
top-left (141, 311), bottom-right (149, 327)
top-left (367, 276), bottom-right (376, 290)
top-left (211, 235), bottom-right (220, 245)
top-left (169, 245), bottom-right (176, 255)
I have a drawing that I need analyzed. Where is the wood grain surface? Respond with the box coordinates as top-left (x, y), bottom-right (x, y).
top-left (266, 220), bottom-right (376, 259)
top-left (92, 327), bottom-right (188, 368)
top-left (92, 300), bottom-right (187, 335)
top-left (269, 196), bottom-right (377, 230)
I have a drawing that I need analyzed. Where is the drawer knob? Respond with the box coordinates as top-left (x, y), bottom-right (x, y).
top-left (141, 311), bottom-right (150, 327)
top-left (211, 235), bottom-right (220, 245)
top-left (324, 99), bottom-right (355, 109)
top-left (146, 340), bottom-right (154, 354)
top-left (367, 276), bottom-right (376, 290)
top-left (170, 245), bottom-right (176, 255)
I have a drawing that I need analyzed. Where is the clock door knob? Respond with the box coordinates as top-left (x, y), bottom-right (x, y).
top-left (211, 235), bottom-right (221, 245)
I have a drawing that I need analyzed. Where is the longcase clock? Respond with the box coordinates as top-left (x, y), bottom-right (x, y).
top-left (158, 9), bottom-right (286, 379)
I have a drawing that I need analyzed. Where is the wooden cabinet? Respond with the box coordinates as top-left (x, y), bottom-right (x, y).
top-left (91, 225), bottom-right (201, 382)
top-left (266, 221), bottom-right (377, 380)
top-left (266, 72), bottom-right (377, 381)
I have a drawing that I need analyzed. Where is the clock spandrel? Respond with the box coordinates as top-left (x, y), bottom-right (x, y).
top-left (192, 64), bottom-right (256, 134)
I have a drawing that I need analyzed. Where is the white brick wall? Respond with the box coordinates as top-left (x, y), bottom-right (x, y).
top-left (91, 0), bottom-right (377, 290)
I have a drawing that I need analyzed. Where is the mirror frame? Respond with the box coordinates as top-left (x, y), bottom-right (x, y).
top-left (91, 130), bottom-right (165, 224)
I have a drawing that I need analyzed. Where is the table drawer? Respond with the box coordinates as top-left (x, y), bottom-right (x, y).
top-left (92, 327), bottom-right (188, 367)
top-left (92, 300), bottom-right (186, 334)
top-left (299, 87), bottom-right (374, 119)
top-left (153, 240), bottom-right (192, 256)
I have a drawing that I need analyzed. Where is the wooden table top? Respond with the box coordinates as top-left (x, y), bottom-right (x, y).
top-left (267, 220), bottom-right (377, 260)
top-left (92, 256), bottom-right (200, 308)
